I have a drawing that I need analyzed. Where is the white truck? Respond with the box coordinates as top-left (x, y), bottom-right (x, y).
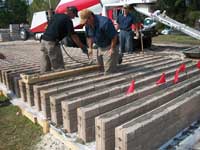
top-left (20, 0), bottom-right (200, 49)
top-left (20, 0), bottom-right (157, 48)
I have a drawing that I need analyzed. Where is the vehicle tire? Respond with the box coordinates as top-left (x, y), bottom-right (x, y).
top-left (143, 37), bottom-right (152, 48)
top-left (19, 28), bottom-right (29, 41)
top-left (34, 34), bottom-right (37, 40)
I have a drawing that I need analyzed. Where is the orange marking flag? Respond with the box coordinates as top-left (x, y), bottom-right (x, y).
top-left (179, 64), bottom-right (186, 72)
top-left (156, 73), bottom-right (166, 85)
top-left (197, 61), bottom-right (200, 69)
top-left (174, 69), bottom-right (179, 84)
top-left (126, 80), bottom-right (135, 95)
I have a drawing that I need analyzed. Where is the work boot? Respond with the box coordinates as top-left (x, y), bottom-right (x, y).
top-left (0, 53), bottom-right (6, 59)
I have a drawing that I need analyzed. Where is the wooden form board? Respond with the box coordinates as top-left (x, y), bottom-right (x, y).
top-left (21, 65), bottom-right (99, 84)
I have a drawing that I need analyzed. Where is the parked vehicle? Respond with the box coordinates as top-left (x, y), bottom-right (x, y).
top-left (21, 0), bottom-right (157, 48)
top-left (22, 0), bottom-right (200, 48)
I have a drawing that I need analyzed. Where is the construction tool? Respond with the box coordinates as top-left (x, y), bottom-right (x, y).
top-left (60, 42), bottom-right (95, 65)
top-left (139, 29), bottom-right (144, 54)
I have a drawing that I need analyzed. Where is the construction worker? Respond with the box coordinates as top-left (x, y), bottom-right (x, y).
top-left (79, 9), bottom-right (118, 75)
top-left (116, 4), bottom-right (137, 55)
top-left (40, 6), bottom-right (88, 73)
top-left (129, 6), bottom-right (141, 39)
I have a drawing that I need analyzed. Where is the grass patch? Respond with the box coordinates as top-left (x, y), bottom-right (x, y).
top-left (0, 94), bottom-right (8, 102)
top-left (153, 34), bottom-right (200, 45)
top-left (0, 104), bottom-right (42, 150)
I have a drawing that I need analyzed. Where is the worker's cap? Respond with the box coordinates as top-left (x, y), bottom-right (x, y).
top-left (67, 6), bottom-right (78, 17)
top-left (123, 4), bottom-right (129, 9)
top-left (79, 9), bottom-right (93, 24)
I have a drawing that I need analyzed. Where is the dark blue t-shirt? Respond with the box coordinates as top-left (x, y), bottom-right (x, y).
top-left (85, 15), bottom-right (117, 48)
top-left (117, 13), bottom-right (135, 31)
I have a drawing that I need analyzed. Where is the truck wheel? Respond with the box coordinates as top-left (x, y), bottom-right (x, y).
top-left (143, 37), bottom-right (152, 48)
top-left (19, 28), bottom-right (29, 40)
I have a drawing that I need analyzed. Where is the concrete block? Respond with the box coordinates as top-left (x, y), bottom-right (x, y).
top-left (25, 83), bottom-right (34, 106)
top-left (19, 80), bottom-right (27, 102)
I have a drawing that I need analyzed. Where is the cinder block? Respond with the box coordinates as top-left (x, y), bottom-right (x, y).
top-left (19, 80), bottom-right (27, 102)
top-left (13, 76), bottom-right (21, 97)
top-left (26, 83), bottom-right (34, 106)
top-left (33, 85), bottom-right (42, 111)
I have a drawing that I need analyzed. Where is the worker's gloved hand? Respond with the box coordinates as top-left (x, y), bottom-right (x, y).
top-left (81, 46), bottom-right (88, 55)
top-left (134, 31), bottom-right (139, 39)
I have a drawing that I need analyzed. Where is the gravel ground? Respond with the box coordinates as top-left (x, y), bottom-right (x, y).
top-left (33, 133), bottom-right (68, 150)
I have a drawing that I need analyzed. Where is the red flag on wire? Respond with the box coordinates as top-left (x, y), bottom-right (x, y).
top-left (126, 80), bottom-right (135, 95)
top-left (174, 69), bottom-right (179, 84)
top-left (197, 61), bottom-right (200, 69)
top-left (179, 64), bottom-right (186, 72)
top-left (156, 73), bottom-right (166, 85)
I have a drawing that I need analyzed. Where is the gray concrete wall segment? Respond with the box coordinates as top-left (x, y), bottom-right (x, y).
top-left (95, 74), bottom-right (200, 150)
top-left (13, 76), bottom-right (21, 97)
top-left (33, 72), bottom-right (101, 111)
top-left (48, 56), bottom-right (177, 128)
top-left (79, 61), bottom-right (195, 143)
top-left (26, 83), bottom-right (34, 106)
top-left (19, 80), bottom-right (27, 102)
top-left (126, 95), bottom-right (200, 149)
top-left (6, 68), bottom-right (39, 93)
top-left (115, 86), bottom-right (200, 150)
top-left (80, 59), bottom-right (195, 116)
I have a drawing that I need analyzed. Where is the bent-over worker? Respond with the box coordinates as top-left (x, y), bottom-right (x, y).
top-left (79, 9), bottom-right (118, 75)
top-left (40, 6), bottom-right (88, 73)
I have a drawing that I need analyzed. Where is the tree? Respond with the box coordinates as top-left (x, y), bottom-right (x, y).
top-left (6, 0), bottom-right (29, 23)
top-left (0, 0), bottom-right (28, 28)
top-left (49, 0), bottom-right (60, 9)
top-left (156, 0), bottom-right (200, 27)
top-left (27, 0), bottom-right (59, 25)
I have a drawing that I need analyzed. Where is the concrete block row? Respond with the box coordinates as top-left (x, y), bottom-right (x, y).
top-left (77, 60), bottom-right (196, 143)
top-left (115, 86), bottom-right (200, 150)
top-left (33, 72), bottom-right (102, 111)
top-left (37, 55), bottom-right (166, 119)
top-left (0, 46), bottom-right (92, 100)
top-left (95, 74), bottom-right (200, 150)
top-left (0, 53), bottom-right (156, 90)
top-left (59, 57), bottom-right (184, 132)
top-left (2, 47), bottom-right (200, 150)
